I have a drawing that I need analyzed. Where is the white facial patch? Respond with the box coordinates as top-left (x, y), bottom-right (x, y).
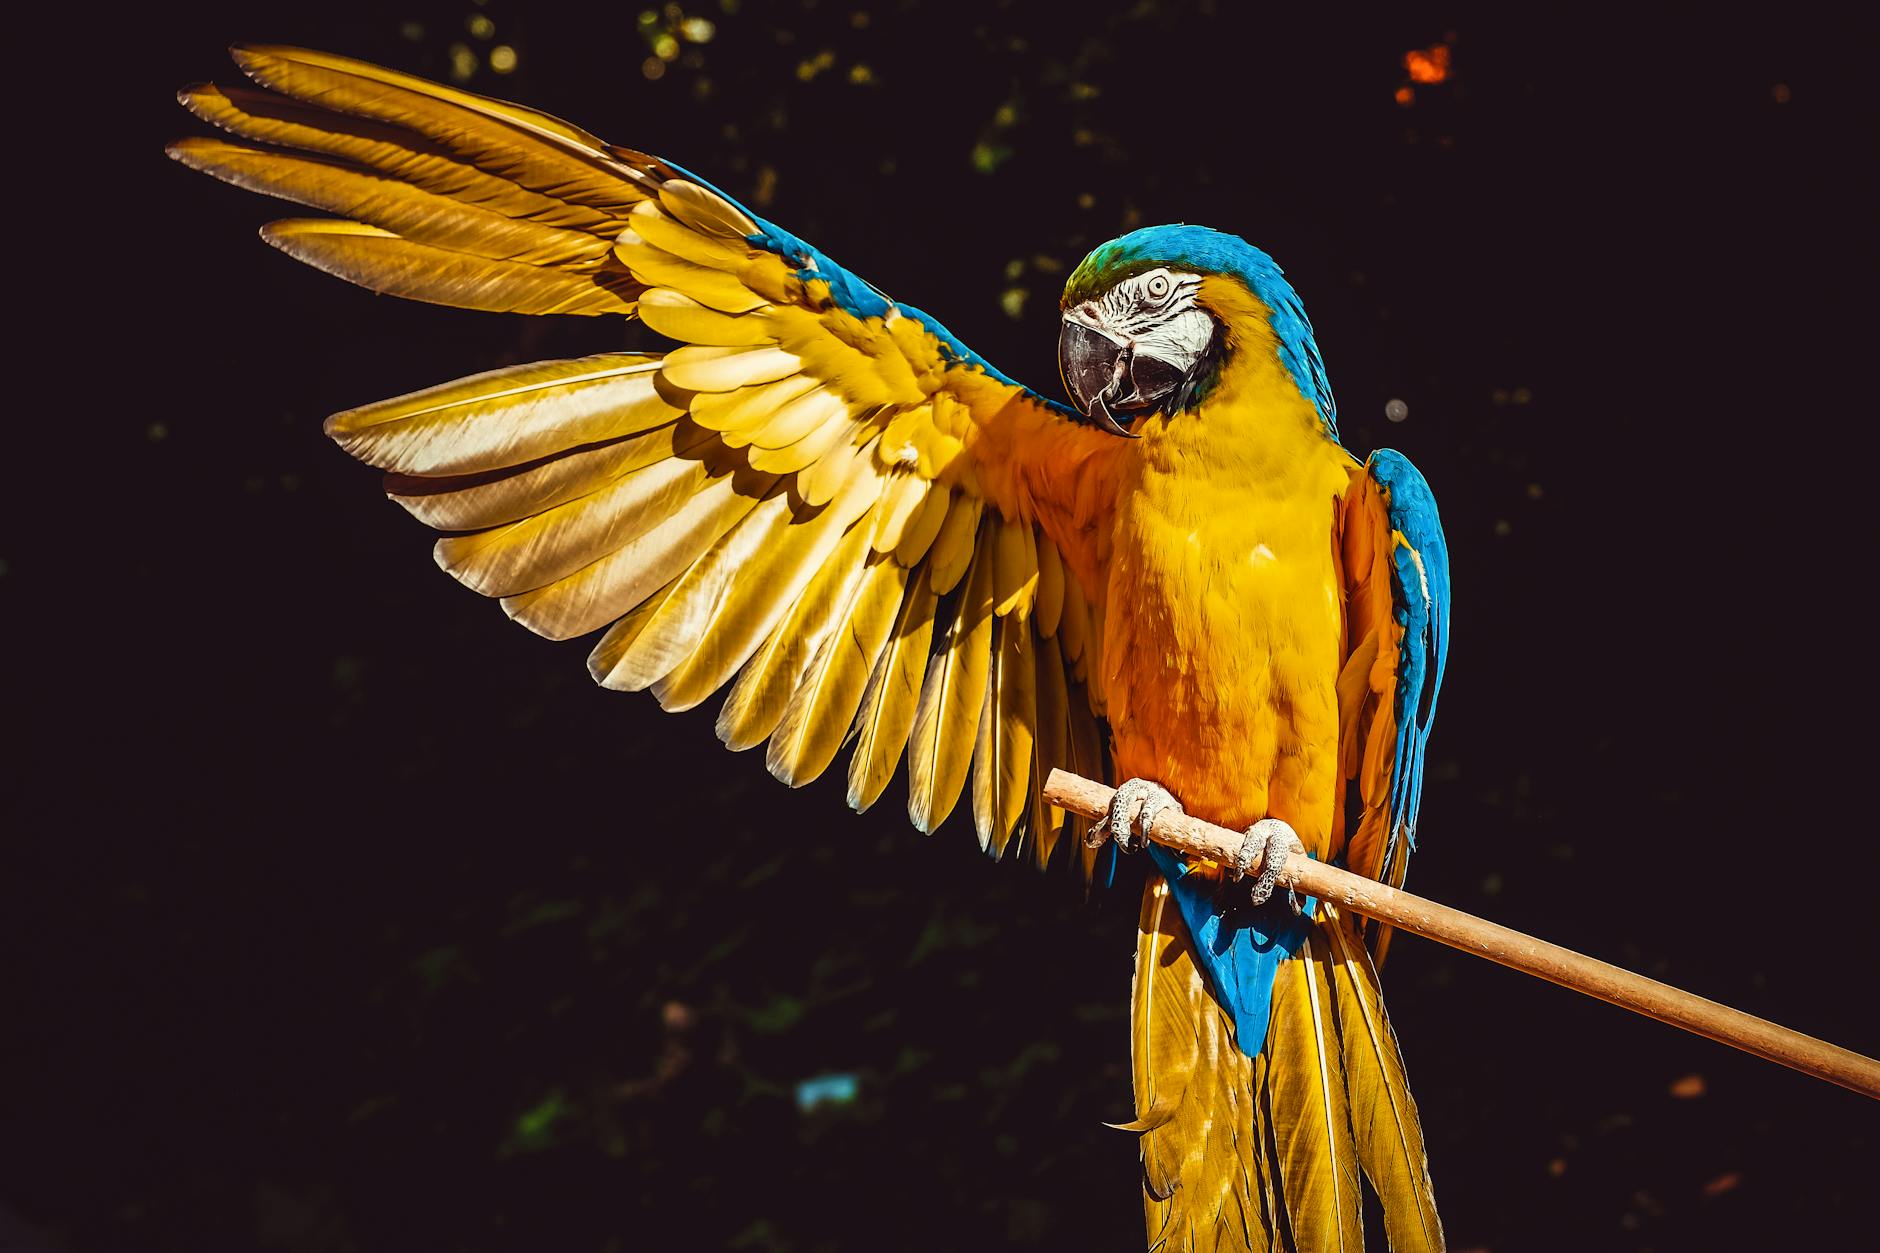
top-left (1065, 268), bottom-right (1213, 363)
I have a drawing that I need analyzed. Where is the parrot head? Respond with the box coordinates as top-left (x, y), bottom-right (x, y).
top-left (1057, 224), bottom-right (1336, 438)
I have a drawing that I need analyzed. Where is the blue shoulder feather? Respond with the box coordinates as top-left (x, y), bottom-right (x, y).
top-left (655, 160), bottom-right (1079, 418)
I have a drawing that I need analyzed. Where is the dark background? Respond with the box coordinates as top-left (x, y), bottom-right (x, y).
top-left (6, 2), bottom-right (1874, 1250)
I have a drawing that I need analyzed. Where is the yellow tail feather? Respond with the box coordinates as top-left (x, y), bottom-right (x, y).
top-left (1131, 884), bottom-right (1443, 1252)
top-left (1324, 910), bottom-right (1443, 1251)
top-left (1133, 877), bottom-right (1278, 1253)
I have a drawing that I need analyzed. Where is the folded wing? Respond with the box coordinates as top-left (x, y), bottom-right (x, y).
top-left (1338, 449), bottom-right (1452, 909)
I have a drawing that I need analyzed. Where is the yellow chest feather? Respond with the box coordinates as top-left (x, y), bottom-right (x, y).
top-left (1100, 348), bottom-right (1354, 846)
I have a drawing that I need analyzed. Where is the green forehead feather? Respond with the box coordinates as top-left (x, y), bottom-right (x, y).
top-left (1061, 244), bottom-right (1165, 309)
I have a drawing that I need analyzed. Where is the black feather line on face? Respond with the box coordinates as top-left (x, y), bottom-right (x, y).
top-left (1170, 324), bottom-right (1226, 415)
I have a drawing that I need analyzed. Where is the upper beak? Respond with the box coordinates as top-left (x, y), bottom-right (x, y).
top-left (1058, 317), bottom-right (1137, 437)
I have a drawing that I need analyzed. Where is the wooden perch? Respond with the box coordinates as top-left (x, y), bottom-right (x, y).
top-left (1042, 769), bottom-right (1880, 1101)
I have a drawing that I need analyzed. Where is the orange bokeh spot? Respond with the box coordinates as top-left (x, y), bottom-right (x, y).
top-left (1405, 44), bottom-right (1452, 85)
top-left (1394, 85), bottom-right (1415, 107)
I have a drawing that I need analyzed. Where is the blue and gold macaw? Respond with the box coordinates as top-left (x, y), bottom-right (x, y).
top-left (174, 46), bottom-right (1451, 1251)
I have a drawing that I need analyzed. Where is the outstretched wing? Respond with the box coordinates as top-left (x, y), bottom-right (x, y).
top-left (171, 45), bottom-right (1122, 869)
top-left (1338, 449), bottom-right (1452, 910)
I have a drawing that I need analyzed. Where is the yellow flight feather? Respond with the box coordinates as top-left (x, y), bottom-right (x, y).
top-left (257, 218), bottom-right (640, 315)
top-left (869, 471), bottom-right (928, 553)
top-left (689, 374), bottom-right (820, 436)
top-left (652, 472), bottom-right (884, 712)
top-left (926, 494), bottom-right (983, 595)
top-left (970, 613), bottom-right (1036, 854)
top-left (500, 466), bottom-right (779, 642)
top-left (178, 82), bottom-right (620, 235)
top-left (586, 575), bottom-right (681, 685)
top-left (906, 539), bottom-right (995, 834)
top-left (892, 486), bottom-right (951, 567)
top-left (172, 137), bottom-right (616, 270)
top-left (846, 566), bottom-right (940, 812)
top-left (993, 518), bottom-right (1039, 619)
top-left (767, 555), bottom-right (911, 786)
top-left (435, 456), bottom-right (711, 597)
top-left (385, 425), bottom-right (681, 532)
top-left (327, 354), bottom-right (671, 475)
top-left (717, 517), bottom-right (878, 751)
top-left (1029, 634), bottom-right (1073, 866)
top-left (1034, 530), bottom-right (1065, 638)
top-left (229, 45), bottom-right (648, 214)
top-left (799, 426), bottom-right (877, 509)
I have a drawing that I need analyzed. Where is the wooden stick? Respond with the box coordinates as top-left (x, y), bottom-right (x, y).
top-left (1043, 769), bottom-right (1880, 1101)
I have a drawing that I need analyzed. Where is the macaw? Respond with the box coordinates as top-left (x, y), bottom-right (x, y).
top-left (173, 46), bottom-right (1452, 1251)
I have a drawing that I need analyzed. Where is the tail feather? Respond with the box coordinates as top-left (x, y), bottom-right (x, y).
top-left (1132, 877), bottom-right (1276, 1252)
top-left (1131, 880), bottom-right (1442, 1252)
top-left (1264, 934), bottom-right (1365, 1252)
top-left (1324, 910), bottom-right (1443, 1252)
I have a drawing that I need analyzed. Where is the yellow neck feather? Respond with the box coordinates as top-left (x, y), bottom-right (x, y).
top-left (1130, 274), bottom-right (1349, 498)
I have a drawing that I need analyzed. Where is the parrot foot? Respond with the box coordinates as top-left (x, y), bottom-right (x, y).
top-left (1232, 818), bottom-right (1304, 908)
top-left (1094, 778), bottom-right (1183, 853)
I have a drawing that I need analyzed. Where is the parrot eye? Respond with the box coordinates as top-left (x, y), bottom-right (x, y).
top-left (1145, 273), bottom-right (1172, 301)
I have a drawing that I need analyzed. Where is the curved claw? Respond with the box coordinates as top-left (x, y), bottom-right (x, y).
top-left (1096, 778), bottom-right (1183, 853)
top-left (1233, 817), bottom-right (1303, 907)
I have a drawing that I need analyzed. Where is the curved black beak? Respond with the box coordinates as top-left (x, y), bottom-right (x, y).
top-left (1058, 318), bottom-right (1138, 437)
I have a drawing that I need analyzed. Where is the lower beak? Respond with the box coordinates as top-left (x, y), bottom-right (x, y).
top-left (1058, 319), bottom-right (1137, 437)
